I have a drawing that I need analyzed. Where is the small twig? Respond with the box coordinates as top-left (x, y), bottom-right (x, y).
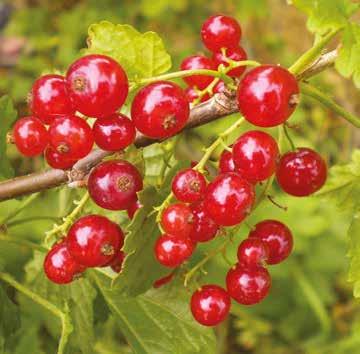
top-left (267, 195), bottom-right (288, 211)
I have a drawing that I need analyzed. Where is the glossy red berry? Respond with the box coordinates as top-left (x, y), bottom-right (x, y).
top-left (191, 285), bottom-right (231, 326)
top-left (249, 220), bottom-right (293, 265)
top-left (88, 160), bottom-right (143, 211)
top-left (212, 47), bottom-right (247, 77)
top-left (67, 214), bottom-right (124, 267)
top-left (126, 199), bottom-right (142, 219)
top-left (154, 234), bottom-right (195, 268)
top-left (213, 80), bottom-right (226, 94)
top-left (109, 251), bottom-right (125, 273)
top-left (45, 147), bottom-right (77, 170)
top-left (226, 264), bottom-right (271, 305)
top-left (219, 149), bottom-right (235, 173)
top-left (204, 173), bottom-right (255, 226)
top-left (180, 55), bottom-right (217, 89)
top-left (93, 113), bottom-right (136, 151)
top-left (153, 272), bottom-right (175, 288)
top-left (172, 168), bottom-right (207, 203)
top-left (276, 148), bottom-right (327, 197)
top-left (131, 81), bottom-right (189, 139)
top-left (185, 87), bottom-right (210, 104)
top-left (237, 238), bottom-right (269, 267)
top-left (13, 116), bottom-right (49, 157)
top-left (66, 54), bottom-right (128, 118)
top-left (232, 130), bottom-right (279, 183)
top-left (44, 241), bottom-right (85, 284)
top-left (237, 65), bottom-right (299, 127)
top-left (48, 115), bottom-right (94, 159)
top-left (29, 74), bottom-right (75, 124)
top-left (161, 203), bottom-right (194, 238)
top-left (189, 200), bottom-right (219, 243)
top-left (201, 15), bottom-right (242, 52)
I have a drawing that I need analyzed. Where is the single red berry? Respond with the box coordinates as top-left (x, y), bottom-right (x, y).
top-left (226, 264), bottom-right (271, 305)
top-left (88, 160), bottom-right (143, 211)
top-left (191, 285), bottom-right (231, 326)
top-left (184, 87), bottom-right (210, 104)
top-left (219, 148), bottom-right (235, 173)
top-left (44, 241), bottom-right (85, 284)
top-left (131, 81), bottom-right (189, 139)
top-left (172, 168), bottom-right (207, 203)
top-left (237, 238), bottom-right (269, 267)
top-left (13, 116), bottom-right (49, 157)
top-left (93, 113), bottom-right (136, 151)
top-left (213, 80), bottom-right (226, 94)
top-left (67, 214), bottom-right (124, 267)
top-left (276, 147), bottom-right (327, 197)
top-left (204, 173), bottom-right (255, 226)
top-left (48, 115), bottom-right (94, 159)
top-left (109, 251), bottom-right (125, 273)
top-left (237, 65), bottom-right (299, 127)
top-left (153, 272), bottom-right (175, 288)
top-left (29, 74), bottom-right (75, 124)
top-left (249, 220), bottom-right (293, 265)
top-left (189, 200), bottom-right (219, 243)
top-left (126, 199), bottom-right (142, 219)
top-left (66, 54), bottom-right (128, 118)
top-left (45, 147), bottom-right (77, 170)
top-left (232, 130), bottom-right (279, 183)
top-left (154, 234), bottom-right (195, 268)
top-left (180, 55), bottom-right (217, 89)
top-left (161, 203), bottom-right (194, 238)
top-left (201, 15), bottom-right (242, 52)
top-left (212, 46), bottom-right (247, 77)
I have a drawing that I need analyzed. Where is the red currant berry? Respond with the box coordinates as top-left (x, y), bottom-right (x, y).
top-left (213, 80), bottom-right (226, 94)
top-left (88, 160), bottom-right (143, 211)
top-left (13, 116), bottom-right (49, 157)
top-left (153, 272), bottom-right (175, 288)
top-left (161, 203), bottom-right (194, 238)
top-left (180, 55), bottom-right (217, 89)
top-left (154, 234), bottom-right (195, 268)
top-left (66, 54), bottom-right (129, 118)
top-left (184, 87), bottom-right (210, 104)
top-left (45, 147), bottom-right (77, 170)
top-left (126, 199), bottom-right (142, 219)
top-left (189, 200), bottom-right (219, 243)
top-left (237, 238), bottom-right (269, 267)
top-left (237, 65), bottom-right (299, 127)
top-left (204, 173), bottom-right (255, 226)
top-left (93, 113), bottom-right (136, 151)
top-left (201, 15), bottom-right (242, 52)
top-left (48, 115), bottom-right (94, 159)
top-left (249, 220), bottom-right (293, 265)
top-left (212, 47), bottom-right (247, 77)
top-left (219, 148), bottom-right (235, 173)
top-left (44, 241), bottom-right (85, 284)
top-left (232, 130), bottom-right (279, 183)
top-left (276, 148), bottom-right (327, 197)
top-left (131, 81), bottom-right (189, 139)
top-left (29, 74), bottom-right (75, 124)
top-left (226, 264), bottom-right (271, 305)
top-left (67, 214), bottom-right (124, 267)
top-left (109, 251), bottom-right (125, 273)
top-left (191, 285), bottom-right (231, 326)
top-left (172, 168), bottom-right (207, 203)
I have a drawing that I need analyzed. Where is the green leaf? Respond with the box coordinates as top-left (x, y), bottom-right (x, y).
top-left (347, 209), bottom-right (360, 298)
top-left (0, 96), bottom-right (17, 180)
top-left (93, 272), bottom-right (216, 354)
top-left (84, 21), bottom-right (171, 80)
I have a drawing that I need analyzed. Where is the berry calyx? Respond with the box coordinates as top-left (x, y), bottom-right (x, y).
top-left (154, 234), bottom-right (195, 268)
top-left (237, 238), bottom-right (269, 267)
top-left (226, 264), bottom-right (271, 305)
top-left (131, 81), bottom-right (189, 139)
top-left (67, 214), bottom-right (124, 267)
top-left (185, 87), bottom-right (210, 104)
top-left (172, 168), bottom-right (207, 203)
top-left (276, 147), bottom-right (327, 196)
top-left (161, 203), bottom-right (194, 238)
top-left (45, 147), bottom-right (77, 170)
top-left (212, 46), bottom-right (247, 78)
top-left (232, 130), bottom-right (279, 183)
top-left (201, 15), bottom-right (242, 52)
top-left (126, 199), bottom-right (142, 219)
top-left (29, 74), bottom-right (75, 125)
top-left (237, 65), bottom-right (299, 127)
top-left (93, 113), bottom-right (136, 151)
top-left (190, 285), bottom-right (231, 326)
top-left (66, 54), bottom-right (128, 118)
top-left (249, 220), bottom-right (293, 265)
top-left (88, 160), bottom-right (143, 211)
top-left (44, 241), bottom-right (85, 284)
top-left (13, 116), bottom-right (49, 157)
top-left (204, 173), bottom-right (255, 226)
top-left (180, 55), bottom-right (217, 89)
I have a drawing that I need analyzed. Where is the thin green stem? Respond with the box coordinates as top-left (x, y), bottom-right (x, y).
top-left (301, 82), bottom-right (360, 128)
top-left (0, 233), bottom-right (47, 252)
top-left (283, 124), bottom-right (296, 151)
top-left (0, 272), bottom-right (72, 354)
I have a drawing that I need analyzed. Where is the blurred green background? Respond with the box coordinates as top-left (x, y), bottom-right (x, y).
top-left (0, 0), bottom-right (360, 353)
